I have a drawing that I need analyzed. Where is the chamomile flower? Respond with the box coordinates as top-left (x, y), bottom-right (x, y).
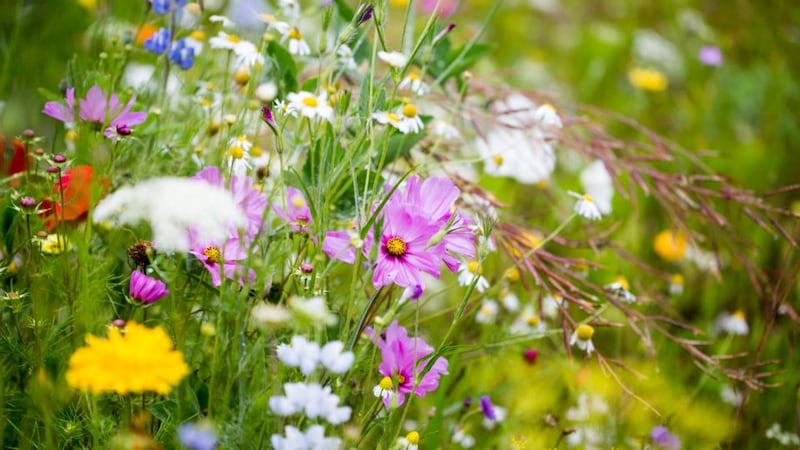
top-left (669, 273), bottom-right (684, 295)
top-left (399, 103), bottom-right (424, 133)
top-left (510, 304), bottom-right (546, 335)
top-left (499, 290), bottom-right (520, 312)
top-left (209, 31), bottom-right (242, 50)
top-left (283, 26), bottom-right (311, 56)
top-left (336, 44), bottom-right (357, 70)
top-left (372, 110), bottom-right (411, 133)
top-left (475, 299), bottom-right (499, 324)
top-left (209, 14), bottom-right (235, 28)
top-left (542, 293), bottom-right (564, 319)
top-left (457, 260), bottom-right (489, 292)
top-left (570, 323), bottom-right (596, 355)
top-left (233, 40), bottom-right (265, 67)
top-left (476, 128), bottom-right (556, 185)
top-left (715, 310), bottom-right (749, 336)
top-left (398, 73), bottom-right (428, 96)
top-left (378, 50), bottom-right (408, 68)
top-left (399, 431), bottom-right (420, 450)
top-left (569, 191), bottom-right (603, 221)
top-left (580, 160), bottom-right (614, 215)
top-left (372, 376), bottom-right (395, 403)
top-left (286, 91), bottom-right (334, 122)
top-left (225, 136), bottom-right (253, 175)
top-left (604, 276), bottom-right (636, 303)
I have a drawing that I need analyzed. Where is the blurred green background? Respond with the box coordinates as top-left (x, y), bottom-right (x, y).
top-left (2, 0), bottom-right (799, 447)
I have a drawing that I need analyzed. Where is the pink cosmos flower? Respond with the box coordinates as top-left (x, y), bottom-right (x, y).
top-left (129, 270), bottom-right (169, 304)
top-left (192, 166), bottom-right (267, 243)
top-left (273, 187), bottom-right (313, 233)
top-left (80, 85), bottom-right (147, 140)
top-left (373, 206), bottom-right (444, 289)
top-left (421, 0), bottom-right (458, 18)
top-left (365, 321), bottom-right (449, 407)
top-left (188, 232), bottom-right (253, 287)
top-left (43, 88), bottom-right (77, 128)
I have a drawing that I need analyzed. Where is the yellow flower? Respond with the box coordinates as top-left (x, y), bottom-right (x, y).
top-left (77, 0), bottom-right (97, 11)
top-left (653, 230), bottom-right (688, 262)
top-left (66, 322), bottom-right (188, 395)
top-left (628, 68), bottom-right (668, 92)
top-left (40, 234), bottom-right (72, 255)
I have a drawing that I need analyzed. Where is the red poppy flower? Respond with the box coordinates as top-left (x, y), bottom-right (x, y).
top-left (41, 165), bottom-right (107, 230)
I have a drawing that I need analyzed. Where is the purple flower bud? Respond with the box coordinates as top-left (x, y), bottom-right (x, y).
top-left (300, 263), bottom-right (314, 273)
top-left (479, 395), bottom-right (496, 421)
top-left (116, 124), bottom-right (132, 136)
top-left (46, 166), bottom-right (60, 174)
top-left (651, 426), bottom-right (681, 449)
top-left (523, 348), bottom-right (538, 364)
top-left (22, 129), bottom-right (35, 139)
top-left (261, 105), bottom-right (275, 127)
top-left (113, 319), bottom-right (126, 328)
top-left (462, 396), bottom-right (473, 408)
top-left (20, 196), bottom-right (36, 209)
top-left (357, 4), bottom-right (373, 26)
top-left (434, 23), bottom-right (456, 43)
top-left (53, 154), bottom-right (67, 164)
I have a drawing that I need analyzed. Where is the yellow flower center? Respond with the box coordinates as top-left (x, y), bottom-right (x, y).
top-left (653, 230), bottom-right (688, 262)
top-left (670, 273), bottom-right (684, 285)
top-left (379, 376), bottom-right (393, 391)
top-left (289, 27), bottom-right (303, 40)
top-left (408, 73), bottom-right (420, 81)
top-left (543, 103), bottom-right (556, 111)
top-left (291, 195), bottom-right (307, 209)
top-left (468, 261), bottom-right (482, 275)
top-left (733, 310), bottom-right (746, 320)
top-left (387, 112), bottom-right (400, 123)
top-left (480, 305), bottom-right (493, 316)
top-left (302, 96), bottom-right (318, 107)
top-left (203, 246), bottom-right (221, 264)
top-left (628, 68), bottom-right (668, 92)
top-left (250, 146), bottom-right (263, 157)
top-left (226, 34), bottom-right (241, 44)
top-left (527, 315), bottom-right (541, 326)
top-left (402, 103), bottom-right (417, 118)
top-left (397, 373), bottom-right (406, 384)
top-left (504, 267), bottom-right (520, 282)
top-left (234, 69), bottom-right (250, 84)
top-left (614, 276), bottom-right (630, 291)
top-left (66, 130), bottom-right (79, 142)
top-left (406, 431), bottom-right (420, 445)
top-left (228, 146), bottom-right (245, 160)
top-left (385, 237), bottom-right (407, 257)
top-left (581, 193), bottom-right (595, 203)
top-left (493, 153), bottom-right (504, 166)
top-left (190, 30), bottom-right (206, 41)
top-left (576, 323), bottom-right (594, 341)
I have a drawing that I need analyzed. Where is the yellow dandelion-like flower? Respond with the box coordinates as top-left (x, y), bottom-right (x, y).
top-left (653, 230), bottom-right (688, 262)
top-left (66, 322), bottom-right (188, 395)
top-left (628, 68), bottom-right (668, 92)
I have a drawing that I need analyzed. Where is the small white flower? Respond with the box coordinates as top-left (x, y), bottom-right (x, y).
top-left (476, 128), bottom-right (556, 185)
top-left (457, 261), bottom-right (489, 292)
top-left (286, 91), bottom-right (334, 122)
top-left (284, 27), bottom-right (311, 56)
top-left (209, 31), bottom-right (243, 50)
top-left (209, 14), bottom-right (235, 28)
top-left (319, 341), bottom-right (355, 374)
top-left (580, 160), bottom-right (614, 215)
top-left (715, 310), bottom-right (749, 336)
top-left (510, 304), bottom-right (546, 335)
top-left (378, 50), bottom-right (408, 68)
top-left (398, 73), bottom-right (428, 96)
top-left (533, 103), bottom-right (563, 129)
top-left (500, 291), bottom-right (520, 312)
top-left (250, 303), bottom-right (291, 330)
top-left (336, 44), bottom-right (358, 70)
top-left (604, 276), bottom-right (636, 304)
top-left (720, 385), bottom-right (744, 406)
top-left (375, 103), bottom-right (424, 134)
top-left (452, 427), bottom-right (475, 448)
top-left (254, 82), bottom-right (278, 102)
top-left (430, 120), bottom-right (461, 140)
top-left (668, 273), bottom-right (684, 296)
top-left (569, 191), bottom-right (603, 221)
top-left (259, 14), bottom-right (291, 34)
top-left (233, 40), bottom-right (265, 67)
top-left (276, 336), bottom-right (321, 375)
top-left (372, 110), bottom-right (412, 134)
top-left (542, 293), bottom-right (564, 319)
top-left (372, 376), bottom-right (395, 402)
top-left (269, 382), bottom-right (352, 424)
top-left (482, 405), bottom-right (507, 430)
top-left (289, 296), bottom-right (338, 326)
top-left (569, 324), bottom-right (596, 355)
top-left (475, 299), bottom-right (499, 324)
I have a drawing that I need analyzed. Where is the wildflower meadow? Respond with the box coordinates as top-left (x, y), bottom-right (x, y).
top-left (1, 0), bottom-right (799, 448)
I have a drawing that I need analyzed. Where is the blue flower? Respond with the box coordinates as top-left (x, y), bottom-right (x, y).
top-left (178, 422), bottom-right (217, 450)
top-left (169, 39), bottom-right (195, 70)
top-left (144, 28), bottom-right (171, 55)
top-left (150, 0), bottom-right (187, 16)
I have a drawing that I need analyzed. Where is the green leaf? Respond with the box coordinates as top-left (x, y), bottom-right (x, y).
top-left (267, 41), bottom-right (298, 94)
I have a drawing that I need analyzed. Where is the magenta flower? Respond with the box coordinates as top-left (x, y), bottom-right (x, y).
top-left (188, 232), bottom-right (253, 287)
top-left (79, 85), bottom-right (147, 140)
top-left (322, 230), bottom-right (359, 264)
top-left (192, 166), bottom-right (267, 243)
top-left (129, 270), bottom-right (169, 304)
top-left (43, 88), bottom-right (77, 128)
top-left (373, 206), bottom-right (444, 289)
top-left (651, 426), bottom-right (681, 449)
top-left (421, 0), bottom-right (458, 18)
top-left (365, 321), bottom-right (449, 407)
top-left (273, 187), bottom-right (313, 233)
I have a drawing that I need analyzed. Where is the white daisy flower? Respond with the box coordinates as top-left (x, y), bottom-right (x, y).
top-left (569, 191), bottom-right (603, 221)
top-left (209, 14), bottom-right (235, 28)
top-left (372, 110), bottom-right (412, 134)
top-left (569, 324), bottom-right (596, 355)
top-left (284, 27), bottom-right (311, 56)
top-left (715, 310), bottom-right (749, 336)
top-left (457, 261), bottom-right (489, 292)
top-left (475, 299), bottom-right (499, 324)
top-left (580, 160), bottom-right (614, 215)
top-left (378, 50), bottom-right (408, 68)
top-left (476, 128), bottom-right (556, 185)
top-left (510, 304), bottom-right (546, 335)
top-left (209, 31), bottom-right (243, 50)
top-left (499, 290), bottom-right (520, 312)
top-left (542, 293), bottom-right (564, 319)
top-left (259, 14), bottom-right (291, 34)
top-left (286, 91), bottom-right (334, 122)
top-left (398, 72), bottom-right (428, 95)
top-left (372, 376), bottom-right (395, 402)
top-left (533, 103), bottom-right (563, 129)
top-left (233, 40), bottom-right (265, 67)
top-left (604, 276), bottom-right (636, 303)
top-left (668, 273), bottom-right (684, 296)
top-left (398, 103), bottom-right (424, 133)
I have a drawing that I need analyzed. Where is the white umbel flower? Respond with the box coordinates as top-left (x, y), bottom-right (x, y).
top-left (93, 178), bottom-right (246, 253)
top-left (319, 341), bottom-right (355, 374)
top-left (569, 191), bottom-right (603, 221)
top-left (276, 336), bottom-right (321, 376)
top-left (378, 50), bottom-right (408, 68)
top-left (271, 425), bottom-right (342, 450)
top-left (269, 382), bottom-right (352, 424)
